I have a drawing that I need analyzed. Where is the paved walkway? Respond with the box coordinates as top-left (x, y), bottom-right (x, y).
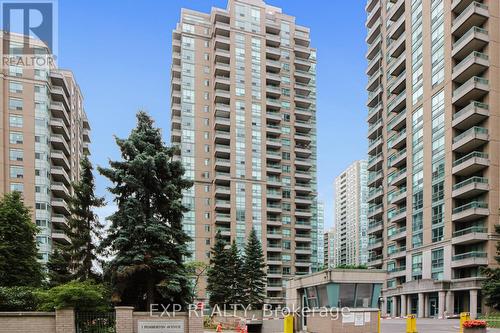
top-left (382, 318), bottom-right (500, 333)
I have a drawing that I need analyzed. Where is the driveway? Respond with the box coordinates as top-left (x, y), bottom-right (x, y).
top-left (381, 318), bottom-right (500, 333)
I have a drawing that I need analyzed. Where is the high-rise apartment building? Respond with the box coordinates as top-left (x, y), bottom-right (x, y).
top-left (1, 33), bottom-right (91, 263)
top-left (170, 0), bottom-right (317, 305)
top-left (365, 0), bottom-right (498, 318)
top-left (316, 200), bottom-right (325, 269)
top-left (333, 160), bottom-right (368, 267)
top-left (323, 228), bottom-right (335, 268)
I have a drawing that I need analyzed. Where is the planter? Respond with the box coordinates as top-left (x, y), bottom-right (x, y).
top-left (464, 328), bottom-right (486, 333)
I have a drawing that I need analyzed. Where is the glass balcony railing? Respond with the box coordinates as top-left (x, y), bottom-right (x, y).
top-left (452, 251), bottom-right (487, 261)
top-left (453, 176), bottom-right (488, 191)
top-left (453, 201), bottom-right (488, 214)
top-left (453, 126), bottom-right (488, 143)
top-left (453, 151), bottom-right (488, 167)
top-left (453, 226), bottom-right (487, 237)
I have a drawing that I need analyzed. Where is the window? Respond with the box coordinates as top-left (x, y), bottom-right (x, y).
top-left (9, 98), bottom-right (23, 110)
top-left (10, 166), bottom-right (24, 179)
top-left (431, 247), bottom-right (444, 280)
top-left (9, 81), bottom-right (23, 93)
top-left (412, 253), bottom-right (422, 280)
top-left (10, 182), bottom-right (23, 192)
top-left (9, 149), bottom-right (23, 161)
top-left (9, 115), bottom-right (23, 128)
top-left (36, 219), bottom-right (47, 227)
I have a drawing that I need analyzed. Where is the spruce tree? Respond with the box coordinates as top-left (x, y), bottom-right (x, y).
top-left (67, 156), bottom-right (106, 281)
top-left (99, 111), bottom-right (193, 310)
top-left (226, 241), bottom-right (244, 306)
top-left (206, 231), bottom-right (229, 307)
top-left (242, 229), bottom-right (266, 309)
top-left (46, 247), bottom-right (72, 287)
top-left (482, 224), bottom-right (500, 310)
top-left (0, 192), bottom-right (43, 287)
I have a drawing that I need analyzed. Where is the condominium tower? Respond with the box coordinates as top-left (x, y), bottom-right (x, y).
top-left (323, 228), bottom-right (335, 268)
top-left (333, 160), bottom-right (368, 267)
top-left (365, 0), bottom-right (498, 318)
top-left (1, 33), bottom-right (91, 263)
top-left (170, 0), bottom-right (318, 305)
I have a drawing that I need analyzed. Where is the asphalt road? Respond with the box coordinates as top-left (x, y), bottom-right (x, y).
top-left (381, 318), bottom-right (500, 333)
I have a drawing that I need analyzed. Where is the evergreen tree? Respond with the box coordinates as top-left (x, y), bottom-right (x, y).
top-left (242, 229), bottom-right (266, 309)
top-left (206, 231), bottom-right (229, 307)
top-left (482, 224), bottom-right (500, 310)
top-left (0, 192), bottom-right (43, 287)
top-left (46, 247), bottom-right (72, 287)
top-left (226, 241), bottom-right (243, 306)
top-left (99, 111), bottom-right (193, 310)
top-left (67, 156), bottom-right (106, 281)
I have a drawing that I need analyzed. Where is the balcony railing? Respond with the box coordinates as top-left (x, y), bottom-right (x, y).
top-left (453, 151), bottom-right (488, 167)
top-left (452, 201), bottom-right (488, 214)
top-left (453, 27), bottom-right (488, 49)
top-left (452, 251), bottom-right (487, 261)
top-left (453, 226), bottom-right (487, 237)
top-left (453, 126), bottom-right (488, 143)
top-left (452, 176), bottom-right (488, 191)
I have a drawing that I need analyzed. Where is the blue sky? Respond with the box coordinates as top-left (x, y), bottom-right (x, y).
top-left (56, 0), bottom-right (368, 229)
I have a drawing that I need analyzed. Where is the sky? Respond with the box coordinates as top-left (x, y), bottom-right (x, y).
top-left (56, 0), bottom-right (368, 229)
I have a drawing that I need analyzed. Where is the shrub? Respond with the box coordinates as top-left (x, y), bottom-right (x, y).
top-left (0, 287), bottom-right (39, 311)
top-left (36, 280), bottom-right (111, 312)
top-left (463, 320), bottom-right (487, 328)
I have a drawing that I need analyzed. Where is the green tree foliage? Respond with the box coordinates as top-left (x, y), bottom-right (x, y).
top-left (185, 260), bottom-right (208, 299)
top-left (335, 264), bottom-right (368, 269)
top-left (241, 229), bottom-right (266, 309)
top-left (36, 280), bottom-right (110, 311)
top-left (46, 248), bottom-right (73, 287)
top-left (482, 224), bottom-right (500, 310)
top-left (206, 231), bottom-right (228, 307)
top-left (0, 287), bottom-right (39, 311)
top-left (0, 192), bottom-right (43, 287)
top-left (99, 111), bottom-right (193, 310)
top-left (67, 156), bottom-right (106, 281)
top-left (226, 241), bottom-right (243, 305)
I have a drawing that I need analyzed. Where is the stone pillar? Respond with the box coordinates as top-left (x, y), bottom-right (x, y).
top-left (438, 291), bottom-right (446, 319)
top-left (55, 308), bottom-right (75, 333)
top-left (446, 291), bottom-right (454, 317)
top-left (401, 294), bottom-right (407, 317)
top-left (424, 294), bottom-right (429, 318)
top-left (470, 290), bottom-right (478, 319)
top-left (188, 313), bottom-right (203, 333)
top-left (115, 306), bottom-right (134, 333)
top-left (391, 296), bottom-right (397, 318)
top-left (418, 293), bottom-right (424, 318)
top-left (382, 296), bottom-right (388, 316)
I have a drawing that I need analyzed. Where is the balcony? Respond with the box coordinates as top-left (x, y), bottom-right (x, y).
top-left (453, 51), bottom-right (489, 84)
top-left (451, 251), bottom-right (488, 268)
top-left (295, 171), bottom-right (312, 182)
top-left (215, 144), bottom-right (231, 158)
top-left (368, 254), bottom-right (383, 267)
top-left (387, 0), bottom-right (404, 22)
top-left (452, 151), bottom-right (489, 176)
top-left (452, 27), bottom-right (489, 60)
top-left (214, 75), bottom-right (230, 90)
top-left (366, 35), bottom-right (382, 60)
top-left (367, 102), bottom-right (383, 123)
top-left (388, 187), bottom-right (406, 205)
top-left (388, 207), bottom-right (406, 223)
top-left (387, 148), bottom-right (407, 168)
top-left (214, 35), bottom-right (230, 50)
top-left (214, 62), bottom-right (230, 76)
top-left (389, 70), bottom-right (406, 95)
top-left (366, 1), bottom-right (381, 28)
top-left (388, 33), bottom-right (406, 59)
top-left (295, 107), bottom-right (313, 120)
top-left (215, 171), bottom-right (231, 184)
top-left (368, 220), bottom-right (383, 234)
top-left (388, 90), bottom-right (406, 114)
top-left (367, 171), bottom-right (383, 187)
top-left (387, 129), bottom-right (406, 150)
top-left (388, 14), bottom-right (405, 41)
top-left (453, 101), bottom-right (489, 130)
top-left (266, 33), bottom-right (281, 47)
top-left (51, 134), bottom-right (70, 155)
top-left (214, 116), bottom-right (230, 131)
top-left (388, 168), bottom-right (407, 187)
top-left (367, 118), bottom-right (383, 140)
top-left (452, 126), bottom-right (488, 153)
top-left (453, 176), bottom-right (489, 199)
top-left (366, 18), bottom-right (381, 44)
top-left (368, 204), bottom-right (383, 219)
top-left (266, 150), bottom-right (281, 162)
top-left (52, 198), bottom-right (70, 215)
top-left (295, 246), bottom-right (311, 255)
top-left (51, 182), bottom-right (70, 198)
top-left (452, 226), bottom-right (488, 245)
top-left (388, 246), bottom-right (406, 259)
top-left (368, 238), bottom-right (383, 251)
top-left (452, 0), bottom-right (476, 13)
top-left (294, 57), bottom-right (312, 72)
top-left (51, 150), bottom-right (70, 170)
top-left (295, 70), bottom-right (313, 84)
top-left (455, 75), bottom-right (489, 108)
top-left (389, 53), bottom-right (406, 77)
top-left (266, 46), bottom-right (281, 60)
top-left (214, 89), bottom-right (231, 104)
top-left (451, 2), bottom-right (489, 37)
top-left (387, 109), bottom-right (407, 131)
top-left (388, 227), bottom-right (406, 241)
top-left (51, 214), bottom-right (69, 228)
top-left (368, 136), bottom-right (383, 155)
top-left (216, 227), bottom-right (231, 237)
top-left (215, 186), bottom-right (231, 198)
top-left (267, 98), bottom-right (281, 110)
top-left (52, 230), bottom-right (71, 245)
top-left (215, 213), bottom-right (231, 224)
top-left (215, 158), bottom-right (230, 171)
top-left (367, 152), bottom-right (383, 171)
top-left (50, 118), bottom-right (69, 140)
top-left (367, 187), bottom-right (383, 203)
top-left (295, 158), bottom-right (312, 169)
top-left (51, 166), bottom-right (70, 185)
top-left (366, 69), bottom-right (383, 92)
top-left (367, 86), bottom-right (383, 108)
top-left (215, 103), bottom-right (230, 117)
top-left (50, 101), bottom-right (70, 125)
top-left (388, 266), bottom-right (406, 277)
top-left (366, 51), bottom-right (382, 76)
top-left (452, 201), bottom-right (488, 223)
top-left (214, 48), bottom-right (230, 64)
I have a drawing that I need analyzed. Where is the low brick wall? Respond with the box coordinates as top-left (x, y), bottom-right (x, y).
top-left (115, 307), bottom-right (203, 333)
top-left (0, 312), bottom-right (56, 333)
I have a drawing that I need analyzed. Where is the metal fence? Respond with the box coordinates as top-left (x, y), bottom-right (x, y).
top-left (75, 311), bottom-right (116, 333)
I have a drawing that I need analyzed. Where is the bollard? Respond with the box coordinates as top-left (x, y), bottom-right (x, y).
top-left (284, 314), bottom-right (293, 333)
top-left (377, 311), bottom-right (381, 333)
top-left (406, 314), bottom-right (417, 333)
top-left (459, 312), bottom-right (470, 333)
